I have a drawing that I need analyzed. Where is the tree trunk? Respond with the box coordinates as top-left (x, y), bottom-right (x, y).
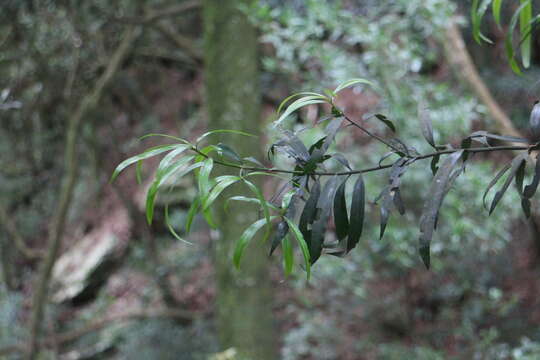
top-left (203, 1), bottom-right (277, 359)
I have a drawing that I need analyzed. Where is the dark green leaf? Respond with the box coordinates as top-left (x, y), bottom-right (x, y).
top-left (185, 197), bottom-right (201, 234)
top-left (524, 154), bottom-right (540, 198)
top-left (216, 143), bottom-right (242, 163)
top-left (299, 181), bottom-right (321, 248)
top-left (374, 114), bottom-right (396, 133)
top-left (333, 178), bottom-right (349, 241)
top-left (419, 150), bottom-right (464, 269)
top-left (111, 144), bottom-right (178, 181)
top-left (482, 161), bottom-right (512, 210)
top-left (348, 174), bottom-right (365, 252)
top-left (270, 220), bottom-right (289, 255)
top-left (282, 235), bottom-right (294, 276)
top-left (283, 216), bottom-right (311, 280)
top-left (234, 216), bottom-right (278, 269)
top-left (418, 105), bottom-right (436, 148)
top-left (489, 153), bottom-right (528, 215)
top-left (310, 176), bottom-right (339, 264)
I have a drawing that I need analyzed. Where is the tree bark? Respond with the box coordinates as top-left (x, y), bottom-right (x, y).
top-left (203, 1), bottom-right (277, 358)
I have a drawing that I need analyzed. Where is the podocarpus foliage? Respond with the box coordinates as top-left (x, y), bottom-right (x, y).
top-left (113, 79), bottom-right (540, 279)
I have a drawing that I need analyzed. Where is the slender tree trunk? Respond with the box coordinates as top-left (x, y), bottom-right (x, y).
top-left (203, 1), bottom-right (277, 359)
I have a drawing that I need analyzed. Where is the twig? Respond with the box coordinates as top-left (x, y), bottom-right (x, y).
top-left (143, 0), bottom-right (200, 24)
top-left (151, 22), bottom-right (202, 62)
top-left (0, 308), bottom-right (203, 357)
top-left (190, 144), bottom-right (530, 177)
top-left (25, 26), bottom-right (139, 360)
top-left (343, 114), bottom-right (406, 154)
top-left (0, 203), bottom-right (45, 259)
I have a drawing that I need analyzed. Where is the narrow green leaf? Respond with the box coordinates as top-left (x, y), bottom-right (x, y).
top-left (493, 0), bottom-right (503, 27)
top-left (274, 96), bottom-right (328, 127)
top-left (197, 158), bottom-right (214, 195)
top-left (506, 1), bottom-right (531, 75)
top-left (419, 150), bottom-right (464, 269)
top-left (216, 143), bottom-right (242, 163)
top-left (374, 114), bottom-right (396, 133)
top-left (283, 216), bottom-right (311, 280)
top-left (277, 92), bottom-right (328, 115)
top-left (145, 159), bottom-right (200, 224)
top-left (164, 204), bottom-right (192, 245)
top-left (348, 174), bottom-right (365, 252)
top-left (333, 178), bottom-right (349, 241)
top-left (519, 0), bottom-right (532, 68)
top-left (299, 181), bottom-right (321, 255)
top-left (418, 105), bottom-right (436, 148)
top-left (136, 160), bottom-right (143, 185)
top-left (185, 197), bottom-right (201, 234)
top-left (202, 175), bottom-right (241, 211)
top-left (334, 78), bottom-right (374, 94)
top-left (225, 196), bottom-right (280, 213)
top-left (482, 161), bottom-right (512, 210)
top-left (310, 176), bottom-right (339, 264)
top-left (156, 145), bottom-right (190, 176)
top-left (282, 235), bottom-right (294, 276)
top-left (489, 153), bottom-right (528, 215)
top-left (139, 133), bottom-right (190, 143)
top-left (524, 154), bottom-right (540, 198)
top-left (111, 144), bottom-right (178, 181)
top-left (233, 216), bottom-right (278, 269)
top-left (196, 129), bottom-right (256, 146)
top-left (244, 180), bottom-right (272, 241)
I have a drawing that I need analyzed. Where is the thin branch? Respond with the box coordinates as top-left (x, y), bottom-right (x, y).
top-left (190, 144), bottom-right (530, 177)
top-left (25, 26), bottom-right (139, 360)
top-left (0, 308), bottom-right (204, 357)
top-left (143, 0), bottom-right (200, 24)
top-left (0, 203), bottom-right (45, 259)
top-left (342, 114), bottom-right (407, 154)
top-left (151, 22), bottom-right (202, 62)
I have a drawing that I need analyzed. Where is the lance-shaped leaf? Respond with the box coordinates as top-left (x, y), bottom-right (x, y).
top-left (145, 156), bottom-right (198, 224)
top-left (431, 154), bottom-right (441, 176)
top-left (195, 129), bottom-right (256, 145)
top-left (488, 153), bottom-right (528, 215)
top-left (482, 161), bottom-right (512, 210)
top-left (299, 181), bottom-right (321, 247)
top-left (277, 92), bottom-right (328, 115)
top-left (524, 154), bottom-right (540, 198)
top-left (185, 197), bottom-right (201, 234)
top-left (202, 175), bottom-right (241, 210)
top-left (234, 216), bottom-right (278, 269)
top-left (334, 78), bottom-right (374, 94)
top-left (418, 105), bottom-right (435, 148)
top-left (197, 158), bottom-right (214, 195)
top-left (282, 235), bottom-right (294, 276)
top-left (419, 150), bottom-right (464, 269)
top-left (216, 143), bottom-right (242, 163)
top-left (225, 196), bottom-right (280, 213)
top-left (472, 0), bottom-right (494, 44)
top-left (333, 177), bottom-right (349, 241)
top-left (519, 0), bottom-right (532, 68)
top-left (378, 159), bottom-right (408, 239)
top-left (331, 153), bottom-right (352, 170)
top-left (244, 179), bottom-right (273, 242)
top-left (505, 1), bottom-right (531, 75)
top-left (310, 176), bottom-right (339, 264)
top-left (164, 204), bottom-right (192, 245)
top-left (492, 0), bottom-right (504, 27)
top-left (271, 130), bottom-right (310, 165)
top-left (308, 118), bottom-right (343, 167)
top-left (283, 216), bottom-right (311, 280)
top-left (156, 145), bottom-right (191, 174)
top-left (275, 95), bottom-right (329, 127)
top-left (529, 102), bottom-right (540, 142)
top-left (348, 174), bottom-right (365, 252)
top-left (374, 114), bottom-right (396, 133)
top-left (111, 144), bottom-right (179, 181)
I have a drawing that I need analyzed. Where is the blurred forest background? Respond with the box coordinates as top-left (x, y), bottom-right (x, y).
top-left (2, 0), bottom-right (540, 359)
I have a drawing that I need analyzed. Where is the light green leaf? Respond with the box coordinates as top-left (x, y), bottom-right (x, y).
top-left (224, 196), bottom-right (280, 213)
top-left (283, 216), bottom-right (311, 281)
top-left (202, 175), bottom-right (241, 210)
top-left (519, 0), bottom-right (532, 68)
top-left (282, 235), bottom-right (294, 276)
top-left (139, 133), bottom-right (190, 144)
top-left (334, 78), bottom-right (374, 94)
top-left (197, 158), bottom-right (214, 195)
top-left (196, 129), bottom-right (257, 144)
top-left (244, 180), bottom-right (272, 241)
top-left (493, 0), bottom-right (503, 27)
top-left (274, 96), bottom-right (329, 127)
top-left (164, 204), bottom-right (192, 245)
top-left (277, 92), bottom-right (328, 115)
top-left (233, 216), bottom-right (278, 269)
top-left (111, 144), bottom-right (178, 181)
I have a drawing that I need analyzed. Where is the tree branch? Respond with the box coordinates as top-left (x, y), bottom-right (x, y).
top-left (25, 26), bottom-right (139, 360)
top-left (0, 203), bottom-right (45, 259)
top-left (0, 308), bottom-right (203, 357)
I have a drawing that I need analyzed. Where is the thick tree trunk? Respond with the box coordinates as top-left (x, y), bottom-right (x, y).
top-left (203, 1), bottom-right (277, 359)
